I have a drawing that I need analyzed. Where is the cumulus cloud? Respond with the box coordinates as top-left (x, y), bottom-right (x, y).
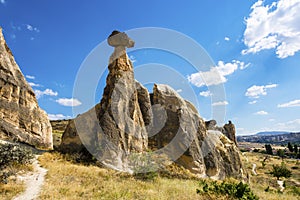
top-left (35, 89), bottom-right (58, 99)
top-left (56, 98), bottom-right (82, 107)
top-left (254, 110), bottom-right (268, 115)
top-left (242, 0), bottom-right (300, 58)
top-left (225, 37), bottom-right (230, 41)
top-left (212, 101), bottom-right (228, 106)
top-left (249, 100), bottom-right (257, 104)
top-left (25, 75), bottom-right (35, 79)
top-left (188, 60), bottom-right (248, 87)
top-left (28, 82), bottom-right (41, 87)
top-left (199, 90), bottom-right (212, 97)
top-left (278, 99), bottom-right (300, 108)
top-left (48, 114), bottom-right (72, 120)
top-left (245, 84), bottom-right (277, 98)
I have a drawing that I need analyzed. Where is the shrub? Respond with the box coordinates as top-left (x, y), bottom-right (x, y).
top-left (197, 180), bottom-right (259, 200)
top-left (269, 163), bottom-right (292, 180)
top-left (0, 143), bottom-right (34, 184)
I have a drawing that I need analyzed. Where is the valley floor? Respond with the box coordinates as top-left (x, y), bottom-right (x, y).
top-left (1, 150), bottom-right (300, 199)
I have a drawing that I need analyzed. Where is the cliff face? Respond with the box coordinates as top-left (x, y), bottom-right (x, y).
top-left (0, 27), bottom-right (53, 149)
top-left (60, 31), bottom-right (245, 179)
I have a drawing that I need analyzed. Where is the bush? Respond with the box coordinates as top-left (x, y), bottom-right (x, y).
top-left (0, 143), bottom-right (34, 184)
top-left (197, 179), bottom-right (259, 200)
top-left (269, 163), bottom-right (292, 180)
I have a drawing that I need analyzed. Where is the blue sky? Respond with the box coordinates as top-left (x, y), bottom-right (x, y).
top-left (1, 0), bottom-right (300, 135)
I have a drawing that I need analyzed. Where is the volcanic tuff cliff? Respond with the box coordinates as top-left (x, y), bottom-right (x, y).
top-left (0, 27), bottom-right (53, 149)
top-left (60, 31), bottom-right (245, 179)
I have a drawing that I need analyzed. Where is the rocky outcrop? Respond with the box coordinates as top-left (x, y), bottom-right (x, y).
top-left (60, 31), bottom-right (149, 171)
top-left (149, 84), bottom-right (243, 179)
top-left (60, 30), bottom-right (244, 179)
top-left (223, 120), bottom-right (237, 145)
top-left (0, 27), bottom-right (52, 149)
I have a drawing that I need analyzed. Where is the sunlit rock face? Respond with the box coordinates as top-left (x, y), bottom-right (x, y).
top-left (60, 30), bottom-right (245, 179)
top-left (0, 27), bottom-right (53, 150)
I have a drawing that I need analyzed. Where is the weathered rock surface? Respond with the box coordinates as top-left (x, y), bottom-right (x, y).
top-left (149, 84), bottom-right (243, 179)
top-left (223, 120), bottom-right (237, 145)
top-left (60, 31), bottom-right (149, 171)
top-left (60, 30), bottom-right (244, 179)
top-left (0, 27), bottom-right (52, 149)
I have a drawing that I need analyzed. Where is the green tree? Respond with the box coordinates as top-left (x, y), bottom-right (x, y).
top-left (288, 142), bottom-right (294, 152)
top-left (265, 144), bottom-right (273, 155)
top-left (294, 144), bottom-right (298, 154)
top-left (276, 149), bottom-right (285, 160)
top-left (269, 163), bottom-right (292, 180)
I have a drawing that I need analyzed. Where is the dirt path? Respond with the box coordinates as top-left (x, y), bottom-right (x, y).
top-left (13, 155), bottom-right (47, 200)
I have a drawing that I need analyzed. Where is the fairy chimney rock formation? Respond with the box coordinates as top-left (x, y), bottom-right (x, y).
top-left (0, 27), bottom-right (53, 149)
top-left (61, 31), bottom-right (149, 171)
top-left (60, 30), bottom-right (245, 179)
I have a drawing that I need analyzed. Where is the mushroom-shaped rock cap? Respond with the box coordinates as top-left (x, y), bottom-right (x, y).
top-left (107, 30), bottom-right (135, 48)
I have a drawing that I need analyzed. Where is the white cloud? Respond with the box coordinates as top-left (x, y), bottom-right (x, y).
top-left (188, 60), bottom-right (248, 87)
top-left (242, 0), bottom-right (300, 58)
top-left (245, 84), bottom-right (277, 98)
top-left (278, 99), bottom-right (300, 108)
top-left (26, 75), bottom-right (35, 79)
top-left (225, 37), bottom-right (230, 41)
top-left (254, 110), bottom-right (268, 115)
top-left (212, 101), bottom-right (228, 106)
top-left (249, 100), bottom-right (257, 104)
top-left (48, 114), bottom-right (72, 120)
top-left (25, 24), bottom-right (40, 33)
top-left (35, 89), bottom-right (58, 99)
top-left (199, 90), bottom-right (212, 97)
top-left (56, 98), bottom-right (82, 107)
top-left (269, 119), bottom-right (275, 122)
top-left (176, 89), bottom-right (182, 93)
top-left (129, 55), bottom-right (136, 63)
top-left (28, 82), bottom-right (41, 87)
top-left (276, 119), bottom-right (300, 132)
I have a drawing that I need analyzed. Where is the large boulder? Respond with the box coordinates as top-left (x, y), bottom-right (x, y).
top-left (0, 27), bottom-right (52, 149)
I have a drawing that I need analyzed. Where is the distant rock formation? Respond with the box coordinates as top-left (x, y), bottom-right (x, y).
top-left (60, 30), bottom-right (244, 179)
top-left (0, 27), bottom-right (52, 149)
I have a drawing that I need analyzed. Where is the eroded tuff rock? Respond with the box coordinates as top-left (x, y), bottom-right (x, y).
top-left (60, 31), bottom-right (149, 171)
top-left (149, 84), bottom-right (244, 179)
top-left (60, 30), bottom-right (244, 179)
top-left (0, 27), bottom-right (52, 149)
top-left (223, 121), bottom-right (237, 145)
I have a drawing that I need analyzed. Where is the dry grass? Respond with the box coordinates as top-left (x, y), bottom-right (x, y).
top-left (38, 152), bottom-right (228, 200)
top-left (242, 152), bottom-right (300, 200)
top-left (0, 180), bottom-right (24, 200)
top-left (0, 163), bottom-right (33, 200)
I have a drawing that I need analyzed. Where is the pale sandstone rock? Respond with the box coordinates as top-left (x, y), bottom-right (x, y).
top-left (0, 27), bottom-right (52, 149)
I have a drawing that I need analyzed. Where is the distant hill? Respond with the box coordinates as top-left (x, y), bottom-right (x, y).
top-left (237, 132), bottom-right (300, 144)
top-left (256, 131), bottom-right (290, 136)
